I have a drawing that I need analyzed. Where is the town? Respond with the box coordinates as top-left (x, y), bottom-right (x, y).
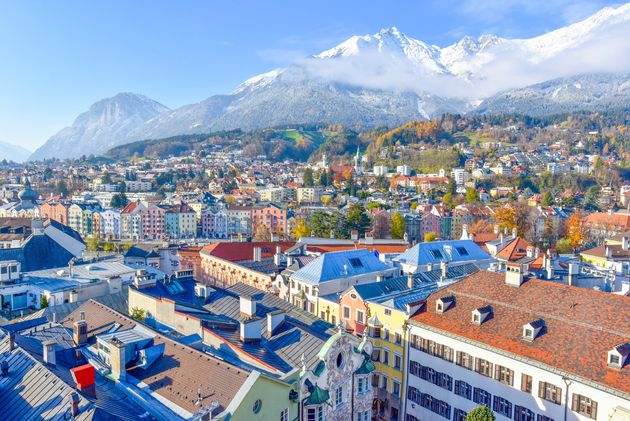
top-left (0, 112), bottom-right (627, 420)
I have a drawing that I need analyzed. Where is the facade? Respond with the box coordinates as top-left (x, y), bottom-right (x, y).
top-left (201, 208), bottom-right (228, 238)
top-left (226, 206), bottom-right (252, 237)
top-left (252, 203), bottom-right (288, 239)
top-left (140, 204), bottom-right (166, 240)
top-left (120, 201), bottom-right (145, 240)
top-left (405, 268), bottom-right (630, 421)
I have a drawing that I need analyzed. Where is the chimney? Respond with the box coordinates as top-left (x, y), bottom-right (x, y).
top-left (73, 312), bottom-right (88, 346)
top-left (240, 317), bottom-right (262, 342)
top-left (364, 232), bottom-right (374, 245)
top-left (8, 331), bottom-right (15, 352)
top-left (605, 246), bottom-right (612, 258)
top-left (68, 392), bottom-right (80, 417)
top-left (427, 262), bottom-right (433, 272)
top-left (441, 261), bottom-right (448, 278)
top-left (43, 340), bottom-right (56, 366)
top-left (512, 227), bottom-right (517, 239)
top-left (568, 263), bottom-right (579, 286)
top-left (622, 236), bottom-right (629, 251)
top-left (534, 247), bottom-right (540, 258)
top-left (494, 224), bottom-right (500, 235)
top-left (505, 263), bottom-right (525, 287)
top-left (240, 295), bottom-right (257, 317)
top-left (253, 247), bottom-right (262, 262)
top-left (267, 310), bottom-right (286, 335)
top-left (32, 218), bottom-right (45, 235)
top-left (351, 230), bottom-right (359, 241)
top-left (461, 224), bottom-right (469, 240)
top-left (376, 274), bottom-right (384, 283)
top-left (407, 272), bottom-right (414, 289)
top-left (109, 337), bottom-right (127, 381)
top-left (504, 227), bottom-right (509, 235)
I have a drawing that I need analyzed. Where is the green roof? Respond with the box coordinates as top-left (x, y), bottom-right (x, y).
top-left (304, 381), bottom-right (330, 405)
top-left (313, 360), bottom-right (326, 377)
top-left (354, 353), bottom-right (375, 375)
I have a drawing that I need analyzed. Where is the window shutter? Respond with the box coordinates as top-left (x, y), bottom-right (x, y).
top-left (538, 382), bottom-right (544, 399)
top-left (571, 394), bottom-right (578, 412)
top-left (591, 400), bottom-right (597, 419)
top-left (494, 365), bottom-right (499, 380)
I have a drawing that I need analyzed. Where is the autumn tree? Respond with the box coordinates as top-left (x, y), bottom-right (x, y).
top-left (565, 212), bottom-right (585, 250)
top-left (465, 188), bottom-right (480, 204)
top-left (392, 212), bottom-right (406, 239)
top-left (424, 231), bottom-right (438, 242)
top-left (292, 218), bottom-right (310, 240)
top-left (253, 224), bottom-right (272, 242)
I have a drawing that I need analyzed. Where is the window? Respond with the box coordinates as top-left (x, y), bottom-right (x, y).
top-left (514, 405), bottom-right (535, 421)
top-left (382, 349), bottom-right (389, 365)
top-left (384, 309), bottom-right (392, 316)
top-left (394, 332), bottom-right (402, 344)
top-left (521, 373), bottom-right (533, 393)
top-left (454, 380), bottom-right (472, 400)
top-left (280, 408), bottom-right (289, 421)
top-left (473, 387), bottom-right (491, 407)
top-left (416, 363), bottom-right (453, 391)
top-left (336, 352), bottom-right (345, 368)
top-left (539, 382), bottom-right (562, 405)
top-left (453, 409), bottom-right (467, 421)
top-left (371, 326), bottom-right (381, 338)
top-left (430, 249), bottom-right (443, 259)
top-left (419, 392), bottom-right (451, 419)
top-left (572, 394), bottom-right (598, 419)
top-left (383, 327), bottom-right (390, 341)
top-left (475, 358), bottom-right (493, 377)
top-left (371, 373), bottom-right (379, 387)
top-left (356, 377), bottom-right (367, 394)
top-left (609, 354), bottom-right (621, 367)
top-left (331, 315), bottom-right (336, 325)
top-left (394, 353), bottom-right (402, 370)
top-left (537, 416), bottom-right (554, 421)
top-left (456, 247), bottom-right (469, 256)
top-left (356, 411), bottom-right (369, 421)
top-left (371, 348), bottom-right (380, 362)
top-left (306, 406), bottom-right (323, 421)
top-left (348, 258), bottom-right (363, 268)
top-left (412, 336), bottom-right (454, 362)
top-left (392, 380), bottom-right (401, 397)
top-left (456, 351), bottom-right (474, 370)
top-left (335, 386), bottom-right (343, 407)
top-left (495, 365), bottom-right (514, 385)
top-left (356, 310), bottom-right (365, 324)
top-left (381, 375), bottom-right (388, 390)
top-left (492, 395), bottom-right (513, 418)
top-left (342, 306), bottom-right (350, 319)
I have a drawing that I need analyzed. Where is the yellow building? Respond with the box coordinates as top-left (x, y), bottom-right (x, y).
top-left (317, 294), bottom-right (340, 326)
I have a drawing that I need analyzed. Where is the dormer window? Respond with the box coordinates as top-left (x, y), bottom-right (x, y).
top-left (436, 296), bottom-right (455, 314)
top-left (472, 306), bottom-right (493, 325)
top-left (608, 343), bottom-right (629, 369)
top-left (522, 319), bottom-right (546, 342)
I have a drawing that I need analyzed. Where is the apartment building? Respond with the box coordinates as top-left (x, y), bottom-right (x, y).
top-left (405, 264), bottom-right (630, 421)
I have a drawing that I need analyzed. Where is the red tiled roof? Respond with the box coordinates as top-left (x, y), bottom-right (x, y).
top-left (200, 241), bottom-right (295, 261)
top-left (307, 244), bottom-right (409, 254)
top-left (411, 271), bottom-right (630, 394)
top-left (496, 237), bottom-right (532, 261)
top-left (583, 212), bottom-right (630, 229)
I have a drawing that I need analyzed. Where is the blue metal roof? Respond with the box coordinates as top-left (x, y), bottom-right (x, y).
top-left (291, 248), bottom-right (392, 285)
top-left (393, 239), bottom-right (490, 266)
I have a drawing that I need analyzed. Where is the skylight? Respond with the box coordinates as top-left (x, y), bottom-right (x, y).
top-left (348, 258), bottom-right (363, 268)
top-left (456, 247), bottom-right (469, 256)
top-left (430, 250), bottom-right (443, 259)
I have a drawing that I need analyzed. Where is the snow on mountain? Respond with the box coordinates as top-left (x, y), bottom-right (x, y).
top-left (30, 93), bottom-right (170, 160)
top-left (0, 140), bottom-right (31, 163)
top-left (30, 3), bottom-right (630, 159)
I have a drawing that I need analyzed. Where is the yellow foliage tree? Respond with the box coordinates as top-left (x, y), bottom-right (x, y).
top-left (292, 218), bottom-right (310, 240)
top-left (565, 212), bottom-right (584, 250)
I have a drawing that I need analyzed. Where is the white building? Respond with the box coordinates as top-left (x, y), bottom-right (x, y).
top-left (405, 264), bottom-right (630, 421)
top-left (99, 209), bottom-right (121, 239)
top-left (297, 187), bottom-right (323, 204)
top-left (373, 165), bottom-right (389, 176)
top-left (450, 168), bottom-right (469, 186)
top-left (396, 165), bottom-right (411, 176)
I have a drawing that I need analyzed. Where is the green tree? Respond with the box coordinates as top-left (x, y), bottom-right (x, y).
top-left (465, 188), bottom-right (480, 204)
top-left (118, 181), bottom-right (127, 193)
top-left (424, 231), bottom-right (438, 242)
top-left (101, 172), bottom-right (113, 184)
top-left (55, 180), bottom-right (69, 196)
top-left (303, 168), bottom-right (314, 187)
top-left (43, 167), bottom-right (53, 182)
top-left (345, 204), bottom-right (371, 236)
top-left (392, 212), bottom-right (406, 239)
top-left (466, 406), bottom-right (495, 421)
top-left (309, 211), bottom-right (332, 237)
top-left (555, 238), bottom-right (573, 254)
top-left (583, 186), bottom-right (600, 210)
top-left (443, 192), bottom-right (453, 207)
top-left (542, 191), bottom-right (554, 206)
top-left (40, 295), bottom-right (48, 309)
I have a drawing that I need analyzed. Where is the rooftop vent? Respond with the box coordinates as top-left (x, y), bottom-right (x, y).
top-left (472, 306), bottom-right (493, 325)
top-left (505, 263), bottom-right (526, 287)
top-left (522, 319), bottom-right (546, 342)
top-left (436, 296), bottom-right (456, 314)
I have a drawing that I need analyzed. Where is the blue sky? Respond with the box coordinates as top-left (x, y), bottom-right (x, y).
top-left (0, 0), bottom-right (621, 150)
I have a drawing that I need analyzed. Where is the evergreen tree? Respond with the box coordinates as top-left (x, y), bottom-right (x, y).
top-left (466, 406), bottom-right (495, 421)
top-left (303, 168), bottom-right (314, 187)
top-left (345, 204), bottom-right (371, 236)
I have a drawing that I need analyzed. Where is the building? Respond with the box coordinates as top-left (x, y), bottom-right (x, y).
top-left (297, 187), bottom-right (324, 203)
top-left (140, 204), bottom-right (166, 240)
top-left (201, 208), bottom-right (228, 238)
top-left (120, 201), bottom-right (145, 240)
top-left (405, 266), bottom-right (630, 421)
top-left (252, 203), bottom-right (288, 239)
top-left (393, 239), bottom-right (493, 274)
top-left (286, 248), bottom-right (399, 316)
top-left (165, 203), bottom-right (196, 239)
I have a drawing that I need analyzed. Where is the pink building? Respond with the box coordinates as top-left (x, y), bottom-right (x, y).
top-left (140, 205), bottom-right (166, 240)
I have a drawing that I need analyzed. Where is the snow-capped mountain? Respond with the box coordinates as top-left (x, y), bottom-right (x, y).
top-left (30, 93), bottom-right (170, 160)
top-left (31, 3), bottom-right (630, 159)
top-left (0, 140), bottom-right (31, 163)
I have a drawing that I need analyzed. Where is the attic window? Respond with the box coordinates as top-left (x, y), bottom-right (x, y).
top-left (430, 250), bottom-right (443, 259)
top-left (524, 328), bottom-right (533, 339)
top-left (435, 296), bottom-right (455, 314)
top-left (472, 306), bottom-right (493, 325)
top-left (609, 354), bottom-right (620, 367)
top-left (456, 247), bottom-right (469, 256)
top-left (349, 258), bottom-right (363, 268)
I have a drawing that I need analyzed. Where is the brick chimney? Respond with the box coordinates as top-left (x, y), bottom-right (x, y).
top-left (68, 392), bottom-right (80, 417)
top-left (407, 272), bottom-right (414, 289)
top-left (109, 336), bottom-right (127, 381)
top-left (73, 311), bottom-right (88, 346)
top-left (43, 339), bottom-right (56, 366)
